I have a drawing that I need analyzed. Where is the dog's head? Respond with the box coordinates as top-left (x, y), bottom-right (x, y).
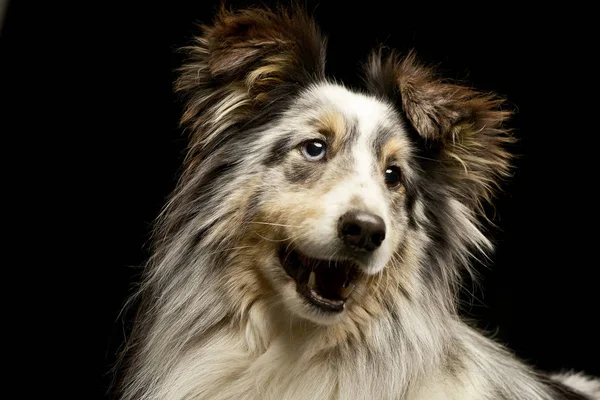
top-left (172, 7), bottom-right (512, 326)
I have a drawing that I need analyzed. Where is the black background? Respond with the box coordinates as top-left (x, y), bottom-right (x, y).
top-left (1, 1), bottom-right (598, 398)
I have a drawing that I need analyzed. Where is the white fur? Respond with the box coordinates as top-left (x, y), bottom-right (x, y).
top-left (553, 373), bottom-right (600, 397)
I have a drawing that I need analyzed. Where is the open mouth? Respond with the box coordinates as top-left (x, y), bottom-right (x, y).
top-left (279, 246), bottom-right (359, 313)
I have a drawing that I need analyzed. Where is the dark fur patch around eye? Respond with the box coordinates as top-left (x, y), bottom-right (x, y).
top-left (404, 187), bottom-right (419, 229)
top-left (284, 159), bottom-right (323, 184)
top-left (264, 136), bottom-right (293, 166)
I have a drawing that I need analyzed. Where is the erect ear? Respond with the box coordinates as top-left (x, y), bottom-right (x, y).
top-left (365, 50), bottom-right (514, 211)
top-left (176, 6), bottom-right (326, 133)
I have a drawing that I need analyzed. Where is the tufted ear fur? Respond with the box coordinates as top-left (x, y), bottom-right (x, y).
top-left (365, 51), bottom-right (514, 213)
top-left (202, 7), bottom-right (326, 95)
top-left (175, 6), bottom-right (327, 166)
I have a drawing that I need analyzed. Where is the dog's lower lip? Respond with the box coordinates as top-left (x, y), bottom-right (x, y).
top-left (279, 247), bottom-right (358, 313)
top-left (301, 284), bottom-right (345, 312)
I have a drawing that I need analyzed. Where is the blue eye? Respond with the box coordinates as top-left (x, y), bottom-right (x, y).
top-left (301, 140), bottom-right (327, 161)
top-left (384, 166), bottom-right (402, 187)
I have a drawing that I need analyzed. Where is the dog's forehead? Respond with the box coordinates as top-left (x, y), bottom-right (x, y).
top-left (293, 83), bottom-right (404, 144)
top-left (310, 84), bottom-right (393, 128)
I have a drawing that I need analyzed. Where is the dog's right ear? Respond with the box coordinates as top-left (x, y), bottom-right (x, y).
top-left (176, 6), bottom-right (327, 144)
top-left (204, 7), bottom-right (326, 96)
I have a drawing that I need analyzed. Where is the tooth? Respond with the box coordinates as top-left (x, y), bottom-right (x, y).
top-left (308, 271), bottom-right (316, 288)
top-left (341, 283), bottom-right (355, 299)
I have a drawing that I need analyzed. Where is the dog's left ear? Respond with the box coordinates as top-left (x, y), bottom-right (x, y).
top-left (365, 51), bottom-right (514, 211)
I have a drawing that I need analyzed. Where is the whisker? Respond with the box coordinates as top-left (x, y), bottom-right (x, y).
top-left (251, 232), bottom-right (293, 243)
top-left (249, 221), bottom-right (302, 228)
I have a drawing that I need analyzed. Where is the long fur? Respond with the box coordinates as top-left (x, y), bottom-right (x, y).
top-left (117, 6), bottom-right (599, 399)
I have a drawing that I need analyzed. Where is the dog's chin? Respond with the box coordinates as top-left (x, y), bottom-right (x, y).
top-left (277, 245), bottom-right (361, 325)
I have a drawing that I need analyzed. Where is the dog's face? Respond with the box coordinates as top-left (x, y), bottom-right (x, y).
top-left (250, 84), bottom-right (417, 323)
top-left (175, 7), bottom-right (512, 326)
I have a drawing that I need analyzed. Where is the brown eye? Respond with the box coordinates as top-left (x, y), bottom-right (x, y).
top-left (301, 140), bottom-right (326, 161)
top-left (384, 166), bottom-right (402, 187)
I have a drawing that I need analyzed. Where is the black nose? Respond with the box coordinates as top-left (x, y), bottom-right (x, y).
top-left (338, 210), bottom-right (386, 251)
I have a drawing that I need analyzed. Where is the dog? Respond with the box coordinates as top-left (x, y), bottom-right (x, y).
top-left (118, 5), bottom-right (600, 399)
